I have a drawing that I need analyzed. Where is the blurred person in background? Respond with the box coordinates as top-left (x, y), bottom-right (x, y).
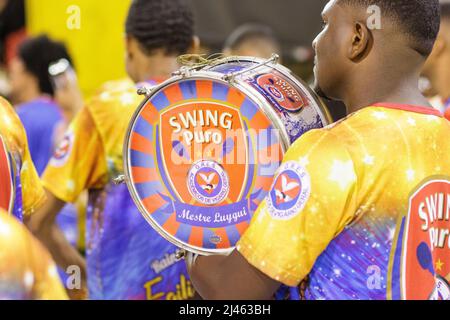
top-left (0, 98), bottom-right (65, 300)
top-left (223, 23), bottom-right (282, 59)
top-left (9, 35), bottom-right (82, 174)
top-left (0, 96), bottom-right (45, 221)
top-left (224, 22), bottom-right (347, 121)
top-left (28, 0), bottom-right (200, 300)
top-left (0, 0), bottom-right (26, 97)
top-left (8, 35), bottom-right (84, 295)
top-left (423, 1), bottom-right (450, 120)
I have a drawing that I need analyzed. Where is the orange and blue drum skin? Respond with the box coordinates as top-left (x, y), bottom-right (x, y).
top-left (124, 57), bottom-right (330, 255)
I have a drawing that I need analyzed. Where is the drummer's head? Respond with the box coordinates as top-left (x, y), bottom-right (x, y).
top-left (124, 0), bottom-right (199, 82)
top-left (312, 0), bottom-right (440, 102)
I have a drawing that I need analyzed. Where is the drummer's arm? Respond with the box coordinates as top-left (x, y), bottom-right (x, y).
top-left (187, 250), bottom-right (281, 300)
top-left (26, 189), bottom-right (87, 299)
top-left (27, 107), bottom-right (104, 300)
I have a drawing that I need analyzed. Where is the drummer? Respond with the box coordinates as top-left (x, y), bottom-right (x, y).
top-left (223, 23), bottom-right (282, 60)
top-left (422, 2), bottom-right (450, 119)
top-left (187, 0), bottom-right (450, 300)
top-left (27, 0), bottom-right (200, 300)
top-left (0, 98), bottom-right (66, 299)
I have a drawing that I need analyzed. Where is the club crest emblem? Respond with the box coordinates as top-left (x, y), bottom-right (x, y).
top-left (267, 161), bottom-right (310, 220)
top-left (159, 98), bottom-right (248, 206)
top-left (188, 160), bottom-right (230, 205)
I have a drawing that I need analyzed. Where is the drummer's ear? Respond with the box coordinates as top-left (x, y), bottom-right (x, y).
top-left (187, 36), bottom-right (201, 54)
top-left (347, 21), bottom-right (372, 62)
top-left (125, 35), bottom-right (137, 60)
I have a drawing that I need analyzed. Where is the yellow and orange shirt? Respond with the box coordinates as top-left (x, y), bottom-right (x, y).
top-left (238, 103), bottom-right (450, 300)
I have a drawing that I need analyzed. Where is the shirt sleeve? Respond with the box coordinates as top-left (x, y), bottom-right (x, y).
top-left (237, 129), bottom-right (359, 287)
top-left (41, 106), bottom-right (108, 203)
top-left (20, 127), bottom-right (46, 217)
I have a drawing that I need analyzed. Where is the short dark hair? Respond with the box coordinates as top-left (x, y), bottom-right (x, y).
top-left (18, 35), bottom-right (72, 96)
top-left (224, 23), bottom-right (280, 51)
top-left (338, 0), bottom-right (440, 56)
top-left (125, 0), bottom-right (195, 56)
top-left (441, 1), bottom-right (450, 21)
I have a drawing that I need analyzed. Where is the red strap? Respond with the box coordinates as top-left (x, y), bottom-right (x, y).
top-left (372, 103), bottom-right (443, 117)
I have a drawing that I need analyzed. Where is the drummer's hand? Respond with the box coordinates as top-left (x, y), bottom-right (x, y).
top-left (186, 249), bottom-right (281, 300)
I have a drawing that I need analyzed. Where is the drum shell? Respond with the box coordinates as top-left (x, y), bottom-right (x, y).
top-left (123, 57), bottom-right (331, 255)
top-left (205, 57), bottom-right (331, 144)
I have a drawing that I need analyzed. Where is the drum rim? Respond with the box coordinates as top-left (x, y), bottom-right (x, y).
top-left (205, 55), bottom-right (333, 126)
top-left (123, 58), bottom-right (331, 255)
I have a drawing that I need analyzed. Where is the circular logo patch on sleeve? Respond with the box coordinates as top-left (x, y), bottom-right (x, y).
top-left (267, 161), bottom-right (311, 220)
top-left (51, 131), bottom-right (74, 167)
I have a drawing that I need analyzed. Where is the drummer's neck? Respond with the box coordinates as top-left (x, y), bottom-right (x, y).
top-left (342, 60), bottom-right (431, 114)
top-left (136, 53), bottom-right (180, 82)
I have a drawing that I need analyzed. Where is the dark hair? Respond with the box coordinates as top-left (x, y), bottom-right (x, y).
top-left (0, 0), bottom-right (25, 63)
top-left (224, 23), bottom-right (280, 51)
top-left (441, 1), bottom-right (450, 21)
top-left (338, 0), bottom-right (440, 56)
top-left (18, 35), bottom-right (72, 96)
top-left (125, 0), bottom-right (195, 56)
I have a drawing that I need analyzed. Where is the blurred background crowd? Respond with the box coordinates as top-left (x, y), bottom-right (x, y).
top-left (0, 0), bottom-right (340, 104)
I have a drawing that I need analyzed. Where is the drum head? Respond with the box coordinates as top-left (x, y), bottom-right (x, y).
top-left (125, 77), bottom-right (286, 255)
top-left (0, 136), bottom-right (14, 213)
top-left (206, 57), bottom-right (332, 143)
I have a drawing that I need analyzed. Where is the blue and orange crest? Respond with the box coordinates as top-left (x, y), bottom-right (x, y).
top-left (159, 99), bottom-right (248, 206)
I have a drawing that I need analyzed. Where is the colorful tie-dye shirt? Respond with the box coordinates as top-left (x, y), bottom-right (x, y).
top-left (238, 103), bottom-right (450, 300)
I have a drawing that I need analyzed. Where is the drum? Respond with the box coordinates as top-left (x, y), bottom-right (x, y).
top-left (123, 55), bottom-right (331, 255)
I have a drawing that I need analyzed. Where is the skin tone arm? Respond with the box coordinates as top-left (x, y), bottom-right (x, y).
top-left (25, 189), bottom-right (87, 299)
top-left (188, 250), bottom-right (282, 300)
